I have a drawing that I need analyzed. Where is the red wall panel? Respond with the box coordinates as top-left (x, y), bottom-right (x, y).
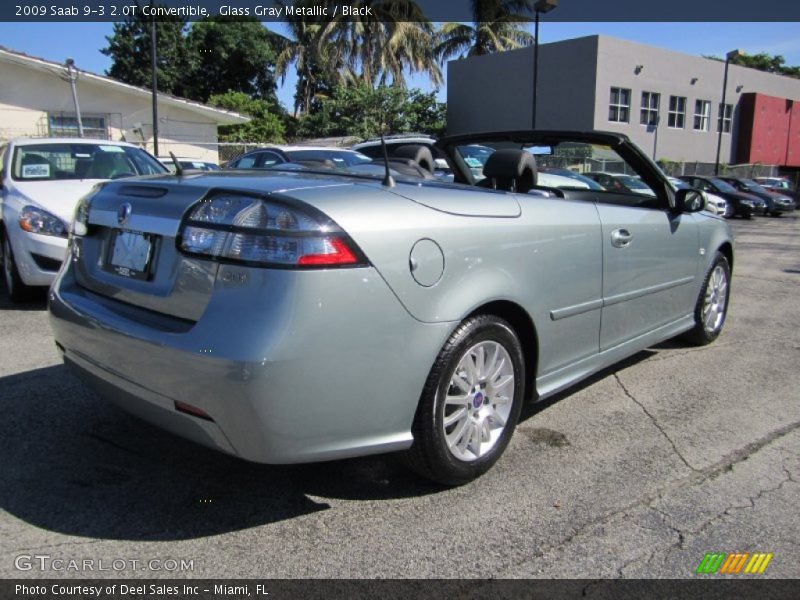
top-left (737, 93), bottom-right (800, 167)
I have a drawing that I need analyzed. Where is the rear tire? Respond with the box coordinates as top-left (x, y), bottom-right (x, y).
top-left (683, 252), bottom-right (731, 346)
top-left (2, 232), bottom-right (32, 303)
top-left (403, 315), bottom-right (525, 486)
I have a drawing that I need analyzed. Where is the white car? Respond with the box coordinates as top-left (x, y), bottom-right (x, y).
top-left (1, 138), bottom-right (166, 301)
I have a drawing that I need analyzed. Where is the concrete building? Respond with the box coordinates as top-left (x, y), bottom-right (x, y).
top-left (448, 35), bottom-right (800, 169)
top-left (0, 45), bottom-right (249, 162)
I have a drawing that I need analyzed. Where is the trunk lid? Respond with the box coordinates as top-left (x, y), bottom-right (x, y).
top-left (72, 171), bottom-right (358, 321)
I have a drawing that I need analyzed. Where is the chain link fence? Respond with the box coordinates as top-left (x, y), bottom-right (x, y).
top-left (534, 155), bottom-right (780, 179)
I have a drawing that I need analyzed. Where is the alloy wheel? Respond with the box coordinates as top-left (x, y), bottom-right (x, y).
top-left (442, 341), bottom-right (515, 462)
top-left (703, 264), bottom-right (728, 333)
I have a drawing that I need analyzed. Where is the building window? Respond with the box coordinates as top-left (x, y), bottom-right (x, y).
top-left (667, 96), bottom-right (686, 128)
top-left (609, 87), bottom-right (631, 123)
top-left (640, 91), bottom-right (660, 126)
top-left (693, 100), bottom-right (711, 131)
top-left (717, 103), bottom-right (733, 133)
top-left (48, 113), bottom-right (109, 140)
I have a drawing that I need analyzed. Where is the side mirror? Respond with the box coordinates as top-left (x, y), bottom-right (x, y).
top-left (674, 188), bottom-right (705, 213)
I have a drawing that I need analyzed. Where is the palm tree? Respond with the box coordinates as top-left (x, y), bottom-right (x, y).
top-left (322, 0), bottom-right (442, 88)
top-left (274, 1), bottom-right (346, 116)
top-left (436, 0), bottom-right (535, 61)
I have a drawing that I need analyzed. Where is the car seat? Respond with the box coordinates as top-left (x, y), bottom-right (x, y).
top-left (390, 145), bottom-right (436, 176)
top-left (476, 149), bottom-right (537, 193)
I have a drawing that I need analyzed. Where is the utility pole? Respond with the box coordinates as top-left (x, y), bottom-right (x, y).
top-left (150, 8), bottom-right (159, 156)
top-left (65, 58), bottom-right (84, 137)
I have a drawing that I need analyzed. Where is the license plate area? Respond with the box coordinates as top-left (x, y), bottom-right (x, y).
top-left (105, 229), bottom-right (155, 280)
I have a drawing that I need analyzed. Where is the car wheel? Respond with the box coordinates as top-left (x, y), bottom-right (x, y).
top-left (683, 252), bottom-right (731, 346)
top-left (2, 232), bottom-right (32, 303)
top-left (404, 315), bottom-right (525, 486)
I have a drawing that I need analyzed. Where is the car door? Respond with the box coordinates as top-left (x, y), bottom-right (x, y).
top-left (595, 198), bottom-right (699, 351)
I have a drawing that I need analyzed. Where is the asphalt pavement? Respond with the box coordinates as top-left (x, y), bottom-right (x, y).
top-left (0, 214), bottom-right (798, 579)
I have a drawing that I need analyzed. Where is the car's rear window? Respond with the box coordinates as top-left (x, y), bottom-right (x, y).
top-left (11, 143), bottom-right (166, 181)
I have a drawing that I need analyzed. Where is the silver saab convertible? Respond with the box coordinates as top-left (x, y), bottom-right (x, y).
top-left (48, 131), bottom-right (733, 485)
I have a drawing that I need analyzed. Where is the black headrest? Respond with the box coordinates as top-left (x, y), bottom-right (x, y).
top-left (391, 144), bottom-right (435, 175)
top-left (481, 149), bottom-right (537, 193)
top-left (482, 149), bottom-right (537, 180)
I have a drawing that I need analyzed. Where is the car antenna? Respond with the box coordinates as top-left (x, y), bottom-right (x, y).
top-left (169, 151), bottom-right (183, 177)
top-left (380, 133), bottom-right (395, 188)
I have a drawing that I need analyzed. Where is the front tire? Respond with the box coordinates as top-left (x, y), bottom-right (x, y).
top-left (2, 232), bottom-right (32, 303)
top-left (404, 315), bottom-right (525, 486)
top-left (684, 252), bottom-right (731, 346)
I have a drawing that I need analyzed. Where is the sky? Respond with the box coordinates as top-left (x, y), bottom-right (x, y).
top-left (1, 21), bottom-right (800, 111)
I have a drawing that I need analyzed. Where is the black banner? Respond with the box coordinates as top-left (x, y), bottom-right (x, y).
top-left (3, 0), bottom-right (800, 23)
top-left (2, 580), bottom-right (800, 600)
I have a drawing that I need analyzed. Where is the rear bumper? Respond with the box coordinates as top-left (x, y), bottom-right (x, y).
top-left (49, 262), bottom-right (453, 464)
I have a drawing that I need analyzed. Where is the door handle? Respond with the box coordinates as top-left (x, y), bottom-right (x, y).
top-left (610, 228), bottom-right (633, 248)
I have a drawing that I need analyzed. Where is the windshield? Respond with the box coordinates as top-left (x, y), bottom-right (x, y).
top-left (739, 179), bottom-right (768, 193)
top-left (12, 143), bottom-right (166, 181)
top-left (709, 178), bottom-right (738, 193)
top-left (284, 149), bottom-right (372, 168)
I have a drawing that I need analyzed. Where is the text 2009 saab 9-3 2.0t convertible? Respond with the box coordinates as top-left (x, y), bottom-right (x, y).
top-left (49, 131), bottom-right (733, 485)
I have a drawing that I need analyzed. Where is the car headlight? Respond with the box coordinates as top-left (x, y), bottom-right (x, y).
top-left (178, 193), bottom-right (367, 268)
top-left (18, 206), bottom-right (68, 238)
top-left (741, 200), bottom-right (754, 207)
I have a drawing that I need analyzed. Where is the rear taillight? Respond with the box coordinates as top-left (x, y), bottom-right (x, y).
top-left (177, 192), bottom-right (367, 268)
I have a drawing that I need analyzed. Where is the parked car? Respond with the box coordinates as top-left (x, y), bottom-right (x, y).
top-left (49, 130), bottom-right (732, 485)
top-left (753, 176), bottom-right (796, 192)
top-left (0, 138), bottom-right (167, 301)
top-left (159, 156), bottom-right (221, 173)
top-left (719, 177), bottom-right (795, 216)
top-left (227, 146), bottom-right (372, 171)
top-left (668, 176), bottom-right (729, 217)
top-left (678, 175), bottom-right (762, 218)
top-left (753, 177), bottom-right (800, 207)
top-left (584, 171), bottom-right (657, 196)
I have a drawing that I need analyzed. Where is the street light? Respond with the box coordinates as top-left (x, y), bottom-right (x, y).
top-left (532, 0), bottom-right (558, 129)
top-left (714, 49), bottom-right (742, 175)
top-left (64, 58), bottom-right (84, 138)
